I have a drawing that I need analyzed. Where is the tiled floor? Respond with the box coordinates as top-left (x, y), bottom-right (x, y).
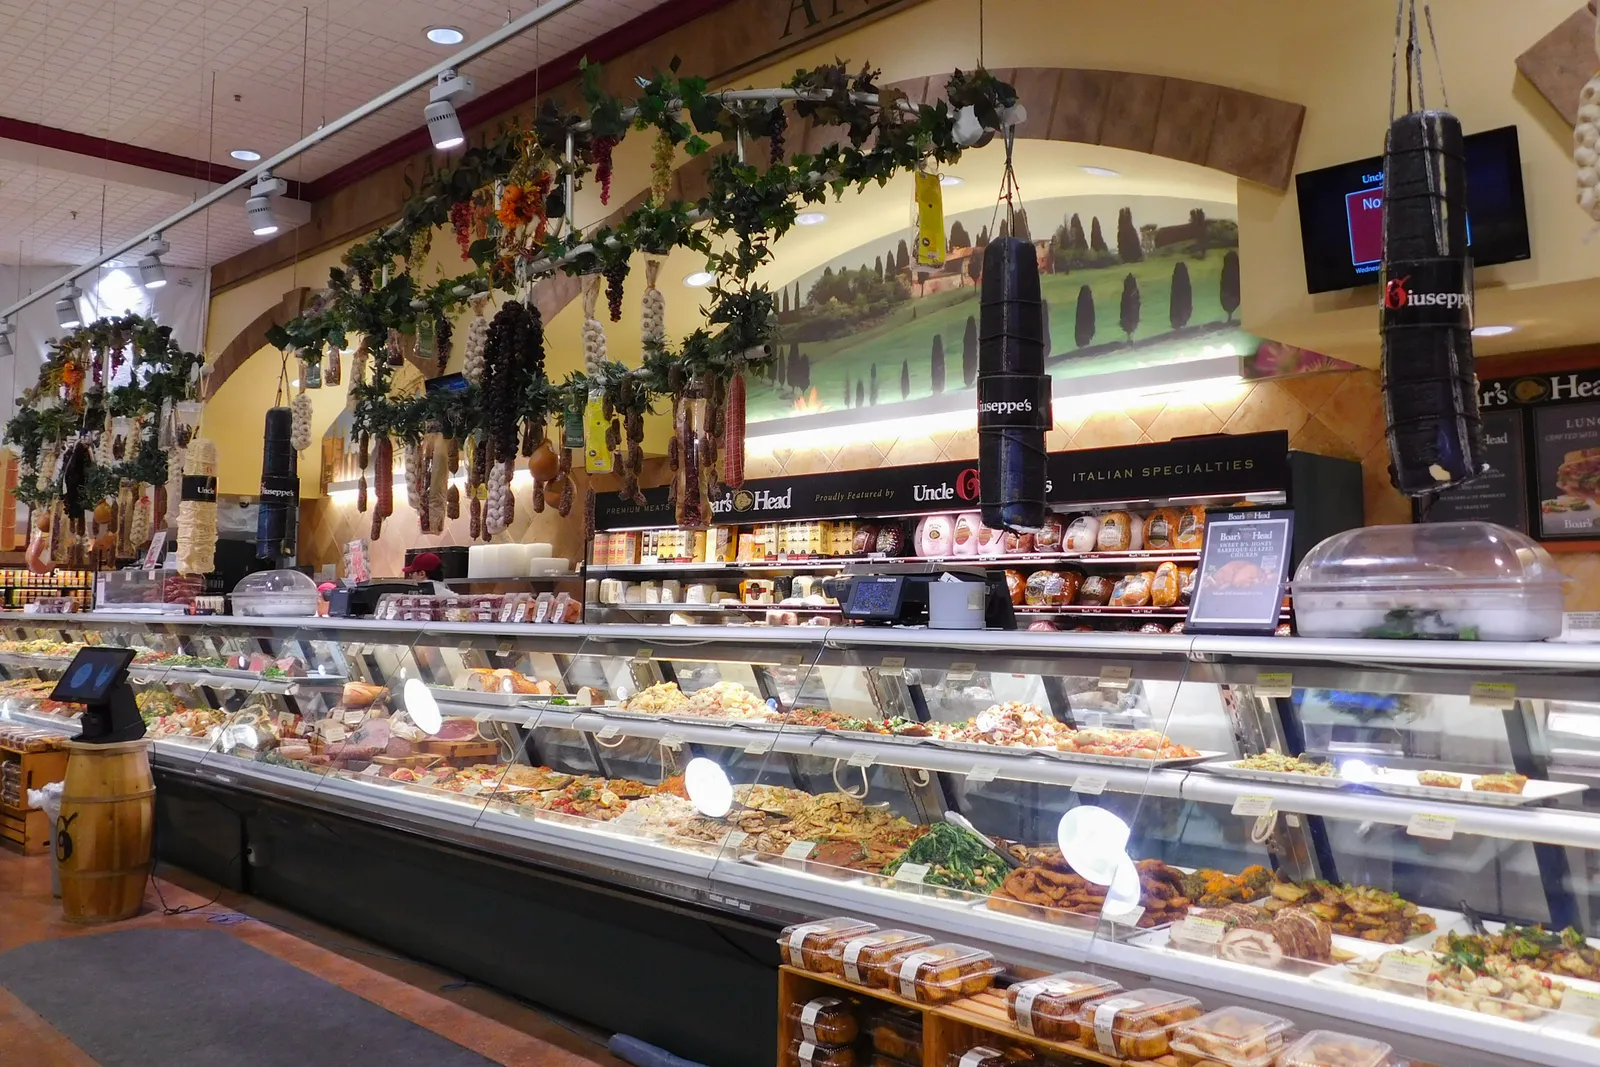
top-left (0, 849), bottom-right (624, 1066)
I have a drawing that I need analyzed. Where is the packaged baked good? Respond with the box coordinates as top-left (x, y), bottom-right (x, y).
top-left (1033, 513), bottom-right (1065, 552)
top-left (831, 930), bottom-right (934, 986)
top-left (1077, 575), bottom-right (1113, 606)
top-left (866, 1009), bottom-right (922, 1061)
top-left (887, 942), bottom-right (1000, 1004)
top-left (1097, 511), bottom-right (1143, 552)
top-left (787, 998), bottom-right (858, 1045)
top-left (1110, 572), bottom-right (1152, 607)
top-left (1178, 565), bottom-right (1196, 605)
top-left (1063, 514), bottom-right (1099, 554)
top-left (1170, 1007), bottom-right (1293, 1067)
top-left (778, 917), bottom-right (879, 971)
top-left (1025, 570), bottom-right (1069, 607)
top-left (1075, 989), bottom-right (1203, 1060)
top-left (945, 1050), bottom-right (1006, 1067)
top-left (1174, 506), bottom-right (1206, 549)
top-left (853, 524), bottom-right (880, 555)
top-left (1150, 561), bottom-right (1180, 608)
top-left (1006, 971), bottom-right (1123, 1041)
top-left (952, 512), bottom-right (983, 556)
top-left (1004, 570), bottom-right (1025, 605)
top-left (1002, 529), bottom-right (1035, 555)
top-left (1278, 1030), bottom-right (1396, 1067)
top-left (1144, 508), bottom-right (1181, 550)
top-left (788, 1039), bottom-right (855, 1067)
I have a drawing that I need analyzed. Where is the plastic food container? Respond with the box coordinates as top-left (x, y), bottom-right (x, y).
top-left (1075, 988), bottom-right (1204, 1060)
top-left (788, 1038), bottom-right (855, 1067)
top-left (787, 997), bottom-right (858, 1045)
top-left (830, 929), bottom-right (934, 986)
top-left (1006, 970), bottom-right (1124, 1041)
top-left (1278, 1030), bottom-right (1397, 1067)
top-left (777, 917), bottom-right (879, 971)
top-left (886, 942), bottom-right (1001, 1004)
top-left (1169, 1007), bottom-right (1294, 1067)
top-left (945, 1049), bottom-right (1006, 1067)
top-left (865, 1009), bottom-right (922, 1062)
top-left (230, 569), bottom-right (321, 617)
top-left (1292, 521), bottom-right (1565, 641)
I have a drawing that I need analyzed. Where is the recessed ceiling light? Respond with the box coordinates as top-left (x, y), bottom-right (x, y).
top-left (683, 271), bottom-right (715, 288)
top-left (230, 149), bottom-right (261, 162)
top-left (795, 212), bottom-right (827, 226)
top-left (1472, 324), bottom-right (1517, 337)
top-left (1080, 166), bottom-right (1120, 178)
top-left (939, 174), bottom-right (963, 186)
top-left (425, 26), bottom-right (465, 45)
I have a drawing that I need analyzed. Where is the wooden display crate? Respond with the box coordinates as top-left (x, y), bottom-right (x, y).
top-left (0, 743), bottom-right (68, 855)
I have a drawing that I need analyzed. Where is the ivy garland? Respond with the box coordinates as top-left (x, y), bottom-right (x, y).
top-left (269, 57), bottom-right (1017, 458)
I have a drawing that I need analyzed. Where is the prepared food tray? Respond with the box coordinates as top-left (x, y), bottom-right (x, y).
top-left (1279, 1029), bottom-right (1397, 1067)
top-left (786, 996), bottom-right (859, 1045)
top-left (427, 686), bottom-right (537, 710)
top-left (1006, 970), bottom-right (1123, 1041)
top-left (1196, 757), bottom-right (1349, 790)
top-left (787, 1037), bottom-right (854, 1067)
top-left (1426, 920), bottom-right (1600, 979)
top-left (1315, 946), bottom-right (1600, 1024)
top-left (925, 736), bottom-right (1061, 758)
top-left (1360, 767), bottom-right (1586, 807)
top-left (829, 728), bottom-right (933, 748)
top-left (1075, 988), bottom-right (1203, 1060)
top-left (885, 942), bottom-right (1000, 1004)
top-left (1170, 1006), bottom-right (1293, 1067)
top-left (831, 930), bottom-right (935, 986)
top-left (1041, 748), bottom-right (1222, 769)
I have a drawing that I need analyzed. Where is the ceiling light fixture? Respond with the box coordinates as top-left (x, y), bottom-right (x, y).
top-left (1080, 165), bottom-right (1120, 178)
top-left (795, 212), bottom-right (827, 225)
top-left (0, 319), bottom-right (12, 358)
top-left (939, 174), bottom-right (963, 186)
top-left (425, 25), bottom-right (466, 45)
top-left (246, 172), bottom-right (288, 236)
top-left (230, 149), bottom-right (262, 162)
top-left (1472, 324), bottom-right (1517, 337)
top-left (138, 233), bottom-right (170, 289)
top-left (55, 283), bottom-right (83, 329)
top-left (683, 271), bottom-right (716, 288)
top-left (425, 68), bottom-right (475, 150)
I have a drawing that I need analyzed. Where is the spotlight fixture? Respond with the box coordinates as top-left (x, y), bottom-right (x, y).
top-left (246, 172), bottom-right (289, 236)
top-left (1080, 165), bottom-right (1121, 178)
top-left (1472, 324), bottom-right (1518, 338)
top-left (939, 174), bottom-right (963, 186)
top-left (230, 149), bottom-right (261, 162)
top-left (683, 271), bottom-right (716, 288)
top-left (138, 233), bottom-right (170, 289)
top-left (55, 283), bottom-right (83, 329)
top-left (0, 319), bottom-right (12, 358)
top-left (426, 69), bottom-right (475, 150)
top-left (425, 25), bottom-right (465, 45)
top-left (795, 212), bottom-right (827, 226)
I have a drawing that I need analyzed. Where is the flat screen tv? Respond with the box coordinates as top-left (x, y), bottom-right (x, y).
top-left (1294, 124), bottom-right (1530, 295)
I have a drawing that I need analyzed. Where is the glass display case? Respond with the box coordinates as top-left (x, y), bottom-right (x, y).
top-left (1, 614), bottom-right (1597, 1067)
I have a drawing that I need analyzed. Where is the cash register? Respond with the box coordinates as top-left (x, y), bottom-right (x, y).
top-left (826, 569), bottom-right (1016, 629)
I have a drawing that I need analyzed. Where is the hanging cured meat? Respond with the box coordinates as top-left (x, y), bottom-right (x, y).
top-left (1380, 2), bottom-right (1486, 497)
top-left (1578, 15), bottom-right (1600, 221)
top-left (175, 439), bottom-right (219, 575)
top-left (256, 407), bottom-right (299, 560)
top-left (976, 236), bottom-right (1051, 531)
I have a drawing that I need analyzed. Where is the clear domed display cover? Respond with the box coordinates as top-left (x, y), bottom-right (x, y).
top-left (1292, 521), bottom-right (1565, 641)
top-left (231, 569), bottom-right (321, 617)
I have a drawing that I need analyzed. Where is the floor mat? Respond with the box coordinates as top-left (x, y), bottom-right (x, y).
top-left (0, 927), bottom-right (501, 1066)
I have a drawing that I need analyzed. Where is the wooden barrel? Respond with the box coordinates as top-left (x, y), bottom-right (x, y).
top-left (56, 739), bottom-right (154, 924)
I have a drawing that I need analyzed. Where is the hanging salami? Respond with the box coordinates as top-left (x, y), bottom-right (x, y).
top-left (1380, 0), bottom-right (1486, 497)
top-left (175, 439), bottom-right (219, 575)
top-left (976, 235), bottom-right (1051, 531)
top-left (257, 407), bottom-right (299, 560)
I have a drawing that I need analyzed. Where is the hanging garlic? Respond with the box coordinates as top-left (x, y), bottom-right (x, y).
top-left (581, 277), bottom-right (606, 375)
top-left (1578, 17), bottom-right (1600, 222)
top-left (129, 488), bottom-right (152, 550)
top-left (290, 388), bottom-right (313, 451)
top-left (462, 298), bottom-right (490, 384)
top-left (485, 459), bottom-right (511, 535)
top-left (641, 260), bottom-right (666, 350)
top-left (404, 441), bottom-right (425, 526)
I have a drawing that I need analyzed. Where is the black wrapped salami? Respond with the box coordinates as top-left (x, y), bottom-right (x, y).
top-left (977, 236), bottom-right (1051, 531)
top-left (256, 406), bottom-right (299, 559)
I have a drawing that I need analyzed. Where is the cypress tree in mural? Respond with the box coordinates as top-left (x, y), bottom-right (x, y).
top-left (1117, 206), bottom-right (1144, 263)
top-left (1169, 261), bottom-right (1193, 330)
top-left (1089, 217), bottom-right (1108, 254)
top-left (998, 219), bottom-right (1011, 241)
top-left (874, 254), bottom-right (884, 280)
top-left (798, 354), bottom-right (812, 392)
top-left (1040, 299), bottom-right (1052, 358)
top-left (844, 374), bottom-right (852, 408)
top-left (1188, 207), bottom-right (1209, 258)
top-left (1068, 214), bottom-right (1087, 252)
top-left (795, 280), bottom-right (802, 308)
top-left (896, 239), bottom-right (910, 272)
top-left (967, 250), bottom-right (983, 285)
top-left (900, 359), bottom-right (910, 400)
top-left (962, 315), bottom-right (978, 387)
top-left (1013, 208), bottom-right (1031, 241)
top-left (931, 335), bottom-right (946, 395)
top-left (781, 287), bottom-right (790, 314)
top-left (870, 363), bottom-right (879, 405)
top-left (1074, 285), bottom-right (1096, 348)
top-left (1120, 274), bottom-right (1141, 341)
top-left (1220, 250), bottom-right (1241, 323)
top-left (949, 220), bottom-right (971, 248)
top-left (855, 380), bottom-right (865, 407)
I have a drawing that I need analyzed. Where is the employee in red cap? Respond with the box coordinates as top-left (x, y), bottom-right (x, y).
top-left (403, 551), bottom-right (450, 594)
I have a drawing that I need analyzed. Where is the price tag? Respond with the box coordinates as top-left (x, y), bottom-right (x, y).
top-left (893, 862), bottom-right (931, 885)
top-left (1256, 672), bottom-right (1294, 699)
top-left (1470, 682), bottom-right (1517, 709)
top-left (597, 725), bottom-right (621, 740)
top-left (457, 639), bottom-right (473, 651)
top-left (1232, 794), bottom-right (1274, 817)
top-left (1406, 812), bottom-right (1457, 841)
top-left (880, 656), bottom-right (905, 675)
top-left (460, 782), bottom-right (484, 797)
top-left (1377, 954), bottom-right (1434, 985)
top-left (783, 840), bottom-right (817, 860)
top-left (523, 716), bottom-right (540, 731)
top-left (1098, 665), bottom-right (1133, 690)
top-left (343, 708), bottom-right (365, 725)
top-left (498, 640), bottom-right (515, 654)
top-left (1072, 775), bottom-right (1108, 796)
top-left (1103, 904), bottom-right (1145, 927)
top-left (633, 647), bottom-right (654, 663)
top-left (361, 764), bottom-right (383, 777)
top-left (946, 661), bottom-right (976, 683)
top-left (966, 764), bottom-right (999, 784)
top-left (1175, 916), bottom-right (1228, 944)
top-left (1559, 987), bottom-right (1600, 1020)
top-left (610, 807), bottom-right (647, 832)
top-left (780, 652), bottom-right (804, 668)
top-left (660, 733), bottom-right (684, 751)
top-left (720, 830), bottom-right (750, 850)
top-left (277, 711), bottom-right (297, 733)
top-left (744, 738), bottom-right (773, 756)
top-left (322, 721), bottom-right (347, 743)
top-left (846, 751), bottom-right (875, 769)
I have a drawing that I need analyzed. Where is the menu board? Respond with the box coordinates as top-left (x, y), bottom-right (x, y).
top-left (1185, 509), bottom-right (1295, 635)
top-left (1534, 401), bottom-right (1600, 539)
top-left (1422, 408), bottom-right (1527, 532)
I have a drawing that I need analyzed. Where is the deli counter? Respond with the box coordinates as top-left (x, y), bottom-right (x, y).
top-left (2, 615), bottom-right (1599, 1067)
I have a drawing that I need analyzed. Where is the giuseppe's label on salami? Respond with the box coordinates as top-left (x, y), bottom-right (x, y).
top-left (180, 475), bottom-right (217, 502)
top-left (258, 473), bottom-right (299, 502)
top-left (1380, 257), bottom-right (1474, 329)
top-left (976, 374), bottom-right (1052, 430)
